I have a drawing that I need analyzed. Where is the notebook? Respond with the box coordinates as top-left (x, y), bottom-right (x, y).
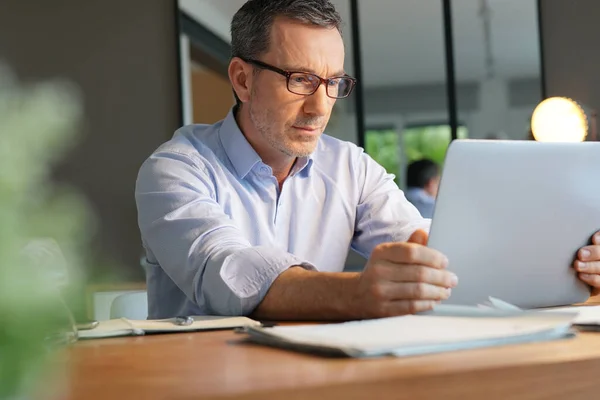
top-left (243, 309), bottom-right (577, 358)
top-left (79, 316), bottom-right (262, 339)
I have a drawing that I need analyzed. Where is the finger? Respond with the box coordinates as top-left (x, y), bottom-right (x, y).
top-left (376, 262), bottom-right (458, 287)
top-left (577, 245), bottom-right (600, 262)
top-left (376, 281), bottom-right (452, 301)
top-left (383, 300), bottom-right (437, 316)
top-left (398, 265), bottom-right (459, 287)
top-left (579, 273), bottom-right (600, 288)
top-left (373, 242), bottom-right (448, 269)
top-left (401, 282), bottom-right (452, 300)
top-left (408, 229), bottom-right (429, 245)
top-left (593, 232), bottom-right (600, 245)
top-left (374, 281), bottom-right (451, 301)
top-left (574, 260), bottom-right (600, 274)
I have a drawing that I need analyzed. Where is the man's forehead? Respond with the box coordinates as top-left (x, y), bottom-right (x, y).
top-left (268, 17), bottom-right (345, 72)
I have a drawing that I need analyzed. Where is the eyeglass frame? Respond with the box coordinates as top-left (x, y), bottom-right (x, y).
top-left (237, 57), bottom-right (357, 99)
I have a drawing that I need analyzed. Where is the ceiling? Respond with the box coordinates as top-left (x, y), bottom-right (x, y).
top-left (179, 0), bottom-right (541, 87)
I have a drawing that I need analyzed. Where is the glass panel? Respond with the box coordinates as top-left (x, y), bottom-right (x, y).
top-left (358, 0), bottom-right (449, 190)
top-left (452, 0), bottom-right (542, 140)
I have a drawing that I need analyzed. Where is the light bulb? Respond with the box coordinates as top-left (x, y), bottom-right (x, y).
top-left (531, 97), bottom-right (588, 142)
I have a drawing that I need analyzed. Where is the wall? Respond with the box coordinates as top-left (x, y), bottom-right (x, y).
top-left (191, 64), bottom-right (234, 124)
top-left (0, 0), bottom-right (181, 282)
top-left (540, 0), bottom-right (600, 115)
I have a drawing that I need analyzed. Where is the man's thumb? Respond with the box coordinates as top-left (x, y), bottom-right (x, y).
top-left (408, 229), bottom-right (429, 245)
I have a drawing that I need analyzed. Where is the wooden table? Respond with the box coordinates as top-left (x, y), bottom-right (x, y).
top-left (63, 296), bottom-right (600, 400)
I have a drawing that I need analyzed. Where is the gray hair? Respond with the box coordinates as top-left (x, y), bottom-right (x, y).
top-left (231, 0), bottom-right (342, 61)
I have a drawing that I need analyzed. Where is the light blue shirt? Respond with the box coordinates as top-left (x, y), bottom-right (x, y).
top-left (405, 187), bottom-right (436, 219)
top-left (135, 109), bottom-right (430, 318)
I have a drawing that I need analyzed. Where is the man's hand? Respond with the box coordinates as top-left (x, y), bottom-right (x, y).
top-left (574, 230), bottom-right (600, 295)
top-left (353, 229), bottom-right (458, 318)
top-left (253, 229), bottom-right (456, 321)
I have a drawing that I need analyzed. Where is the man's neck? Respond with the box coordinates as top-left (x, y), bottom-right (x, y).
top-left (408, 186), bottom-right (435, 200)
top-left (423, 188), bottom-right (435, 198)
top-left (273, 159), bottom-right (298, 189)
top-left (261, 153), bottom-right (296, 185)
top-left (234, 105), bottom-right (296, 186)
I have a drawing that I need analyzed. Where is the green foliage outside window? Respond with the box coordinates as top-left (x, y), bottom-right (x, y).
top-left (365, 125), bottom-right (468, 185)
top-left (403, 125), bottom-right (468, 165)
top-left (364, 129), bottom-right (399, 179)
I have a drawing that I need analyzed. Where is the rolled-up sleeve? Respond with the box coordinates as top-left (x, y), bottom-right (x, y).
top-left (352, 151), bottom-right (431, 257)
top-left (135, 151), bottom-right (313, 316)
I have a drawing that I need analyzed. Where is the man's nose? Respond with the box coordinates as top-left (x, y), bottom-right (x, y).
top-left (303, 84), bottom-right (334, 117)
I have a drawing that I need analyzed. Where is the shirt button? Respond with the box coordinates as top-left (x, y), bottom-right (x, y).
top-left (260, 166), bottom-right (269, 174)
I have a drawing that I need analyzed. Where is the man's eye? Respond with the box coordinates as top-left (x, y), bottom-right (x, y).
top-left (293, 76), bottom-right (310, 83)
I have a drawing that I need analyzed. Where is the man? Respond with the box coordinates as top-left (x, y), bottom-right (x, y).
top-left (135, 0), bottom-right (600, 320)
top-left (404, 159), bottom-right (440, 219)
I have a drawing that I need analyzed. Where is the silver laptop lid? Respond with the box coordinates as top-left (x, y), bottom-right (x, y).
top-left (427, 139), bottom-right (595, 308)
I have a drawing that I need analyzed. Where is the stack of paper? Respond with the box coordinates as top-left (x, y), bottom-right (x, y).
top-left (542, 305), bottom-right (600, 330)
top-left (244, 311), bottom-right (576, 358)
top-left (79, 316), bottom-right (262, 339)
top-left (476, 296), bottom-right (600, 331)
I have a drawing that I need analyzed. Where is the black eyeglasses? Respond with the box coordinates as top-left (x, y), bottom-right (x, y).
top-left (239, 57), bottom-right (356, 99)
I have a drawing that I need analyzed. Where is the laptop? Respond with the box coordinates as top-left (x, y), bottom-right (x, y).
top-left (427, 139), bottom-right (597, 309)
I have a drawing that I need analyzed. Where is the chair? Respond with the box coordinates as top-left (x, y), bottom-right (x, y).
top-left (109, 290), bottom-right (148, 320)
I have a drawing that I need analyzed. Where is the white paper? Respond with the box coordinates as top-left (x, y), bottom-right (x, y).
top-left (259, 313), bottom-right (575, 355)
top-left (542, 305), bottom-right (600, 325)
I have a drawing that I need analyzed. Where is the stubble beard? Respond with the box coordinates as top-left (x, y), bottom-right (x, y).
top-left (249, 101), bottom-right (320, 158)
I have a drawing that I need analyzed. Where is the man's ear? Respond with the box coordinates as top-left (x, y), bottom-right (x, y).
top-left (424, 178), bottom-right (434, 191)
top-left (228, 58), bottom-right (252, 103)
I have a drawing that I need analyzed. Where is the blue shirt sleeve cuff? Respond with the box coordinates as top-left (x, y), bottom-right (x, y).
top-left (202, 246), bottom-right (316, 315)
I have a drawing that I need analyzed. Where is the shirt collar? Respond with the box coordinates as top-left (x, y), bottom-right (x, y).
top-left (218, 108), bottom-right (262, 179)
top-left (290, 155), bottom-right (314, 177)
top-left (218, 107), bottom-right (315, 179)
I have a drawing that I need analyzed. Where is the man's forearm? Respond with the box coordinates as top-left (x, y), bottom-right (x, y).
top-left (251, 266), bottom-right (361, 321)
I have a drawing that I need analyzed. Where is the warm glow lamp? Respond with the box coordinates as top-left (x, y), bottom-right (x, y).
top-left (530, 97), bottom-right (593, 142)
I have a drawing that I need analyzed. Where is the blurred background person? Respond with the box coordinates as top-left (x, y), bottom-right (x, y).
top-left (404, 159), bottom-right (440, 218)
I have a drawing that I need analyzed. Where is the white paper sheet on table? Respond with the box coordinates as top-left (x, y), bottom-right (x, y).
top-left (541, 305), bottom-right (600, 326)
top-left (476, 296), bottom-right (600, 327)
top-left (244, 304), bottom-right (577, 358)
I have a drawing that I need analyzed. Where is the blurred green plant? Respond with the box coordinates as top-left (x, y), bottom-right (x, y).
top-left (0, 65), bottom-right (93, 399)
top-left (365, 129), bottom-right (400, 181)
top-left (403, 125), bottom-right (468, 165)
